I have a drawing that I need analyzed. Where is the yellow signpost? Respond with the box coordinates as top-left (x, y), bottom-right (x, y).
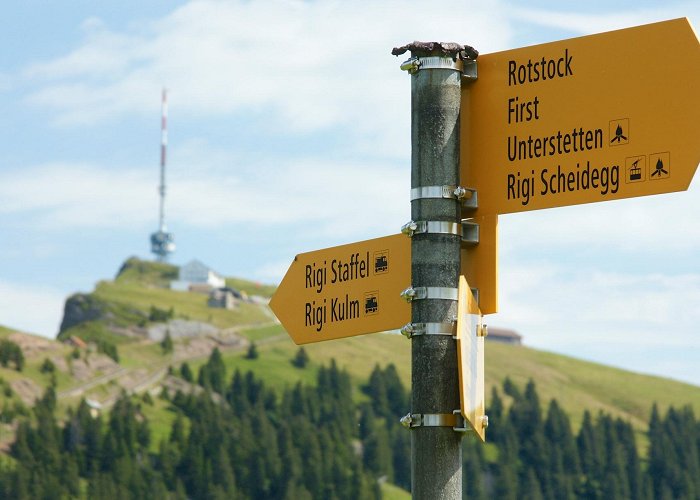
top-left (269, 21), bottom-right (700, 462)
top-left (462, 18), bottom-right (700, 215)
top-left (269, 234), bottom-right (411, 344)
top-left (456, 276), bottom-right (487, 442)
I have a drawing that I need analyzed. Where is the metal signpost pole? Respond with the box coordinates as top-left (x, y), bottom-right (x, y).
top-left (394, 42), bottom-right (477, 499)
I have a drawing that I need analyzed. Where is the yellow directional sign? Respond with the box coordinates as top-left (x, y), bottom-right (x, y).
top-left (269, 235), bottom-right (411, 344)
top-left (456, 275), bottom-right (486, 442)
top-left (462, 18), bottom-right (700, 215)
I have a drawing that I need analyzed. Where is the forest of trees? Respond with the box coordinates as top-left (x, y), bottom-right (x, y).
top-left (0, 347), bottom-right (698, 499)
top-left (361, 365), bottom-right (700, 499)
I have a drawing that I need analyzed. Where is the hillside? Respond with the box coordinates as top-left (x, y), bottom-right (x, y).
top-left (1, 258), bottom-right (699, 497)
top-left (1, 257), bottom-right (698, 438)
top-left (208, 326), bottom-right (700, 433)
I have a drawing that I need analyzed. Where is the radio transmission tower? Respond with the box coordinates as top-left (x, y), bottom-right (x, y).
top-left (150, 88), bottom-right (175, 261)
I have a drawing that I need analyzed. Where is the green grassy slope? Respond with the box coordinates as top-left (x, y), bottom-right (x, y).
top-left (3, 257), bottom-right (699, 458)
top-left (0, 259), bottom-right (280, 430)
top-left (225, 277), bottom-right (276, 298)
top-left (214, 329), bottom-right (700, 435)
top-left (92, 280), bottom-right (270, 330)
top-left (1, 258), bottom-right (697, 500)
top-left (0, 326), bottom-right (17, 337)
top-left (484, 341), bottom-right (700, 430)
top-left (59, 258), bottom-right (275, 344)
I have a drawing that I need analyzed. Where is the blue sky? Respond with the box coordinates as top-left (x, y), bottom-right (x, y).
top-left (1, 0), bottom-right (699, 385)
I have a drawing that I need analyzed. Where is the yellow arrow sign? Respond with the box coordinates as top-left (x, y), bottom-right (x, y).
top-left (462, 18), bottom-right (700, 215)
top-left (269, 234), bottom-right (411, 344)
top-left (456, 275), bottom-right (487, 442)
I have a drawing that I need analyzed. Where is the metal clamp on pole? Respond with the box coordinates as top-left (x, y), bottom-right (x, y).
top-left (401, 220), bottom-right (462, 237)
top-left (400, 322), bottom-right (456, 339)
top-left (400, 412), bottom-right (463, 429)
top-left (410, 185), bottom-right (476, 205)
top-left (400, 57), bottom-right (421, 74)
top-left (401, 286), bottom-right (459, 302)
top-left (461, 220), bottom-right (479, 245)
top-left (399, 56), bottom-right (464, 75)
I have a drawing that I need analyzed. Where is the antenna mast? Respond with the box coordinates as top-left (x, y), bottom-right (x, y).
top-left (159, 88), bottom-right (167, 231)
top-left (150, 88), bottom-right (175, 262)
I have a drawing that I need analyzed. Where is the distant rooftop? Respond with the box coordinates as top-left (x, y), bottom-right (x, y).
top-left (487, 327), bottom-right (523, 345)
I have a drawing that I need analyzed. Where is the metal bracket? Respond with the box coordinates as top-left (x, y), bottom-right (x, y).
top-left (479, 324), bottom-right (488, 338)
top-left (452, 410), bottom-right (470, 433)
top-left (401, 286), bottom-right (458, 302)
top-left (462, 60), bottom-right (478, 81)
top-left (400, 322), bottom-right (456, 339)
top-left (410, 185), bottom-right (476, 205)
top-left (400, 56), bottom-right (464, 75)
top-left (461, 189), bottom-right (478, 210)
top-left (401, 220), bottom-right (461, 237)
top-left (461, 220), bottom-right (479, 245)
top-left (400, 411), bottom-right (467, 431)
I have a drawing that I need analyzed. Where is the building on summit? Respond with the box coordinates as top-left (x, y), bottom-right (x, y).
top-left (171, 260), bottom-right (226, 292)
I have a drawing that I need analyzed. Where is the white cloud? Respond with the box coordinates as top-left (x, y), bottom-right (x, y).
top-left (499, 180), bottom-right (700, 256)
top-left (255, 259), bottom-right (291, 283)
top-left (0, 152), bottom-right (408, 238)
top-left (20, 0), bottom-right (512, 147)
top-left (0, 163), bottom-right (153, 228)
top-left (497, 260), bottom-right (700, 349)
top-left (0, 281), bottom-right (65, 338)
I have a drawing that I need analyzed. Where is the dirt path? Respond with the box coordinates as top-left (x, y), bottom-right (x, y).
top-left (57, 366), bottom-right (130, 399)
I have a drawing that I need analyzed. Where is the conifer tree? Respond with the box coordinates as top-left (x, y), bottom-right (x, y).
top-left (463, 435), bottom-right (487, 500)
top-left (292, 347), bottom-right (310, 368)
top-left (161, 330), bottom-right (174, 354)
top-left (488, 386), bottom-right (505, 444)
top-left (278, 422), bottom-right (304, 495)
top-left (366, 364), bottom-right (390, 418)
top-left (544, 399), bottom-right (579, 499)
top-left (599, 415), bottom-right (629, 500)
top-left (363, 414), bottom-right (394, 482)
top-left (520, 467), bottom-right (544, 500)
top-left (213, 446), bottom-right (237, 496)
top-left (198, 347), bottom-right (226, 394)
top-left (577, 409), bottom-right (604, 497)
top-left (510, 380), bottom-right (549, 496)
top-left (383, 363), bottom-right (407, 416)
top-left (502, 376), bottom-right (521, 400)
top-left (493, 424), bottom-right (519, 500)
top-left (390, 424), bottom-right (411, 491)
top-left (246, 342), bottom-right (259, 360)
top-left (179, 361), bottom-right (193, 382)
